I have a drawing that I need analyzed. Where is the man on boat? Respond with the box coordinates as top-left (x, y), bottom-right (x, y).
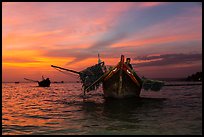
top-left (45, 78), bottom-right (50, 83)
top-left (41, 75), bottom-right (50, 83)
top-left (42, 75), bottom-right (45, 80)
top-left (125, 58), bottom-right (143, 87)
top-left (125, 58), bottom-right (133, 70)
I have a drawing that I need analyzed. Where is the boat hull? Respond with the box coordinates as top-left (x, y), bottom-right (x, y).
top-left (102, 55), bottom-right (143, 98)
top-left (38, 81), bottom-right (50, 87)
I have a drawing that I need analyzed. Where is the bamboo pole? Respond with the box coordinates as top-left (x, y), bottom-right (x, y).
top-left (51, 65), bottom-right (81, 75)
top-left (24, 78), bottom-right (39, 82)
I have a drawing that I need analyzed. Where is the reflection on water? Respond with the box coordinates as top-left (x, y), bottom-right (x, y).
top-left (79, 97), bottom-right (167, 135)
top-left (82, 97), bottom-right (166, 120)
top-left (2, 82), bottom-right (202, 135)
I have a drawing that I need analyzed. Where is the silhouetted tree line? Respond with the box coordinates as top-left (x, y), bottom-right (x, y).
top-left (186, 72), bottom-right (202, 81)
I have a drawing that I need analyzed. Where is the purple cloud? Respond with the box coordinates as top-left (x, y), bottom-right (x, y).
top-left (133, 53), bottom-right (202, 67)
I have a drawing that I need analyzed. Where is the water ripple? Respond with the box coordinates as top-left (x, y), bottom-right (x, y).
top-left (2, 82), bottom-right (202, 135)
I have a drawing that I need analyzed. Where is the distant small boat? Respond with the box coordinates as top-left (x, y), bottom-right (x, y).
top-left (38, 79), bottom-right (50, 87)
top-left (24, 77), bottom-right (51, 87)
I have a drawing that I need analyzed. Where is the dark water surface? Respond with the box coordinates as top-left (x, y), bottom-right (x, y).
top-left (2, 82), bottom-right (202, 135)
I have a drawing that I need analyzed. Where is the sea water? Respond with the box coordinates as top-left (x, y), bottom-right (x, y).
top-left (2, 81), bottom-right (202, 135)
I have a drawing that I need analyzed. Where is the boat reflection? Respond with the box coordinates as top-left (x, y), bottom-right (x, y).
top-left (81, 97), bottom-right (167, 122)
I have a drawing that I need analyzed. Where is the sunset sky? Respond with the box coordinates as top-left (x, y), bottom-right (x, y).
top-left (2, 2), bottom-right (202, 82)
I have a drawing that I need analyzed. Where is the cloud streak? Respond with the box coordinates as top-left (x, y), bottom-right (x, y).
top-left (133, 53), bottom-right (202, 67)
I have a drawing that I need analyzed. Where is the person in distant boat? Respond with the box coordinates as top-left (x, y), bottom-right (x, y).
top-left (125, 58), bottom-right (133, 70)
top-left (42, 75), bottom-right (45, 80)
top-left (38, 77), bottom-right (51, 87)
top-left (41, 76), bottom-right (50, 83)
top-left (45, 78), bottom-right (50, 83)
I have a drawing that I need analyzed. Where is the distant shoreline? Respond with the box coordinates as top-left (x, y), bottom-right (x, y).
top-left (150, 78), bottom-right (187, 82)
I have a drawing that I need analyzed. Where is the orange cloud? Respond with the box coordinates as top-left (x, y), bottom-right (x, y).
top-left (3, 50), bottom-right (75, 68)
top-left (2, 49), bottom-right (77, 82)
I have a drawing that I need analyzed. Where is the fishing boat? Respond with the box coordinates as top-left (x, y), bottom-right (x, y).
top-left (51, 55), bottom-right (143, 99)
top-left (24, 77), bottom-right (51, 87)
top-left (38, 79), bottom-right (51, 87)
top-left (102, 55), bottom-right (143, 98)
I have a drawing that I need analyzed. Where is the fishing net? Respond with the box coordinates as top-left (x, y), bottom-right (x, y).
top-left (79, 62), bottom-right (105, 92)
top-left (142, 78), bottom-right (165, 91)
